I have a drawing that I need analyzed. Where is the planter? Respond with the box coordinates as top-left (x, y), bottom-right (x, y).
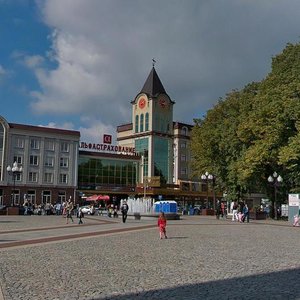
top-left (133, 213), bottom-right (141, 220)
top-left (6, 207), bottom-right (20, 215)
top-left (250, 211), bottom-right (266, 220)
top-left (201, 208), bottom-right (215, 216)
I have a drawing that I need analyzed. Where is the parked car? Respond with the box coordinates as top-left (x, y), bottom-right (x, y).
top-left (79, 206), bottom-right (95, 215)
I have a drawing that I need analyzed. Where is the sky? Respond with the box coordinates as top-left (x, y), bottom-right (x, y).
top-left (1, 0), bottom-right (300, 143)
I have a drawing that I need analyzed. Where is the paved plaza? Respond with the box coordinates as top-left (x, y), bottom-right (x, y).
top-left (0, 214), bottom-right (300, 300)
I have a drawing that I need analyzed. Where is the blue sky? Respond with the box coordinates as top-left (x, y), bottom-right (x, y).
top-left (1, 1), bottom-right (52, 122)
top-left (1, 0), bottom-right (300, 143)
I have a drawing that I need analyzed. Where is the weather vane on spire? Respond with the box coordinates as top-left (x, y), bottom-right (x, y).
top-left (152, 58), bottom-right (156, 67)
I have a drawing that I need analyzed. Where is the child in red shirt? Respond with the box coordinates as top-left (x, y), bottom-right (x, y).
top-left (158, 212), bottom-right (167, 239)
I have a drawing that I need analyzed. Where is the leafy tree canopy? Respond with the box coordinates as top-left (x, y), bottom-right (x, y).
top-left (191, 42), bottom-right (300, 200)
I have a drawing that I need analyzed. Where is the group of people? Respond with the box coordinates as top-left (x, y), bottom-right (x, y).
top-left (231, 201), bottom-right (250, 223)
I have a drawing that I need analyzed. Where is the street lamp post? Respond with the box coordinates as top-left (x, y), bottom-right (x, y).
top-left (7, 161), bottom-right (23, 207)
top-left (267, 172), bottom-right (283, 220)
top-left (201, 172), bottom-right (216, 209)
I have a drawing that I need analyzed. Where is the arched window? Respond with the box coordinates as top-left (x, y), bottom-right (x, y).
top-left (140, 114), bottom-right (144, 132)
top-left (181, 127), bottom-right (188, 135)
top-left (135, 115), bottom-right (139, 133)
top-left (145, 113), bottom-right (149, 131)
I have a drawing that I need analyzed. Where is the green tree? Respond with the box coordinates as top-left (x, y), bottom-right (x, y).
top-left (191, 42), bottom-right (300, 202)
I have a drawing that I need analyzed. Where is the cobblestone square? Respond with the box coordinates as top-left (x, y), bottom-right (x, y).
top-left (0, 215), bottom-right (300, 300)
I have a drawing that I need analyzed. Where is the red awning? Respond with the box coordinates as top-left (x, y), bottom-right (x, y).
top-left (86, 195), bottom-right (110, 201)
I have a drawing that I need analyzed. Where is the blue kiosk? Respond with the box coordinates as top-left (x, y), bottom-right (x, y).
top-left (154, 201), bottom-right (177, 213)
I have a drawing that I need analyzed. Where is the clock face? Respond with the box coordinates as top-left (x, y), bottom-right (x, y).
top-left (139, 98), bottom-right (146, 109)
top-left (159, 99), bottom-right (167, 108)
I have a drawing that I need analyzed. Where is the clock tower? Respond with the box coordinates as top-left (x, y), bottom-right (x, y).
top-left (131, 66), bottom-right (175, 184)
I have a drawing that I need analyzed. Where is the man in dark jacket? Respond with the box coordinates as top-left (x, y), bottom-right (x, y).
top-left (121, 201), bottom-right (129, 223)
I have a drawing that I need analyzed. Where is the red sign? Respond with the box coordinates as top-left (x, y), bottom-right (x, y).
top-left (103, 134), bottom-right (112, 144)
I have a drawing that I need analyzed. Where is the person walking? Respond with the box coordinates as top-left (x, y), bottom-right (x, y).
top-left (158, 212), bottom-right (168, 239)
top-left (121, 201), bottom-right (129, 223)
top-left (66, 200), bottom-right (74, 224)
top-left (78, 207), bottom-right (83, 224)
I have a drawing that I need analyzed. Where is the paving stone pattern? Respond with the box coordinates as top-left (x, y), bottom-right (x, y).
top-left (0, 215), bottom-right (300, 299)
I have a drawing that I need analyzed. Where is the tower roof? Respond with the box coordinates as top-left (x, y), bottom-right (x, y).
top-left (140, 67), bottom-right (166, 97)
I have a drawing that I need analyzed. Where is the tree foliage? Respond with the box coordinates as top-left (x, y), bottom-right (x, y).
top-left (191, 42), bottom-right (300, 200)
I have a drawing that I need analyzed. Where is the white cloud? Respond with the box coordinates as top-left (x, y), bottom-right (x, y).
top-left (28, 0), bottom-right (300, 132)
top-left (24, 55), bottom-right (44, 69)
top-left (38, 119), bottom-right (116, 144)
top-left (39, 121), bottom-right (74, 130)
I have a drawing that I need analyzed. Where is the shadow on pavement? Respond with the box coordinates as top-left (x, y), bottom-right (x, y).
top-left (100, 267), bottom-right (300, 300)
top-left (165, 236), bottom-right (188, 239)
top-left (0, 240), bottom-right (16, 243)
top-left (0, 220), bottom-right (20, 223)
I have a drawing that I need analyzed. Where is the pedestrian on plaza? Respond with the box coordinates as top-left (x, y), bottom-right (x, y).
top-left (242, 203), bottom-right (249, 223)
top-left (78, 207), bottom-right (84, 224)
top-left (113, 205), bottom-right (118, 218)
top-left (238, 211), bottom-right (243, 223)
top-left (232, 201), bottom-right (238, 222)
top-left (121, 201), bottom-right (129, 223)
top-left (221, 201), bottom-right (226, 219)
top-left (108, 204), bottom-right (114, 218)
top-left (62, 201), bottom-right (67, 217)
top-left (216, 200), bottom-right (221, 219)
top-left (45, 202), bottom-right (51, 215)
top-left (55, 202), bottom-right (62, 215)
top-left (23, 200), bottom-right (29, 215)
top-left (158, 212), bottom-right (168, 239)
top-left (66, 200), bottom-right (74, 224)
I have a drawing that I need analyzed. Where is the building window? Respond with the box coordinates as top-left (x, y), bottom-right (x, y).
top-left (60, 142), bottom-right (69, 153)
top-left (181, 127), bottom-right (188, 135)
top-left (13, 156), bottom-right (22, 164)
top-left (30, 139), bottom-right (40, 150)
top-left (181, 141), bottom-right (187, 148)
top-left (44, 157), bottom-right (54, 167)
top-left (135, 115), bottom-right (139, 133)
top-left (140, 114), bottom-right (144, 132)
top-left (59, 174), bottom-right (68, 184)
top-left (60, 157), bottom-right (69, 168)
top-left (29, 155), bottom-right (39, 166)
top-left (145, 113), bottom-right (149, 131)
top-left (181, 154), bottom-right (186, 161)
top-left (45, 139), bottom-right (55, 151)
top-left (28, 172), bottom-right (38, 182)
top-left (27, 190), bottom-right (36, 205)
top-left (44, 173), bottom-right (53, 183)
top-left (15, 137), bottom-right (24, 148)
top-left (58, 191), bottom-right (66, 203)
top-left (42, 191), bottom-right (51, 204)
top-left (181, 168), bottom-right (187, 175)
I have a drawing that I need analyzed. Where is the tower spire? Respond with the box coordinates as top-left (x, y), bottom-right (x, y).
top-left (152, 58), bottom-right (156, 67)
